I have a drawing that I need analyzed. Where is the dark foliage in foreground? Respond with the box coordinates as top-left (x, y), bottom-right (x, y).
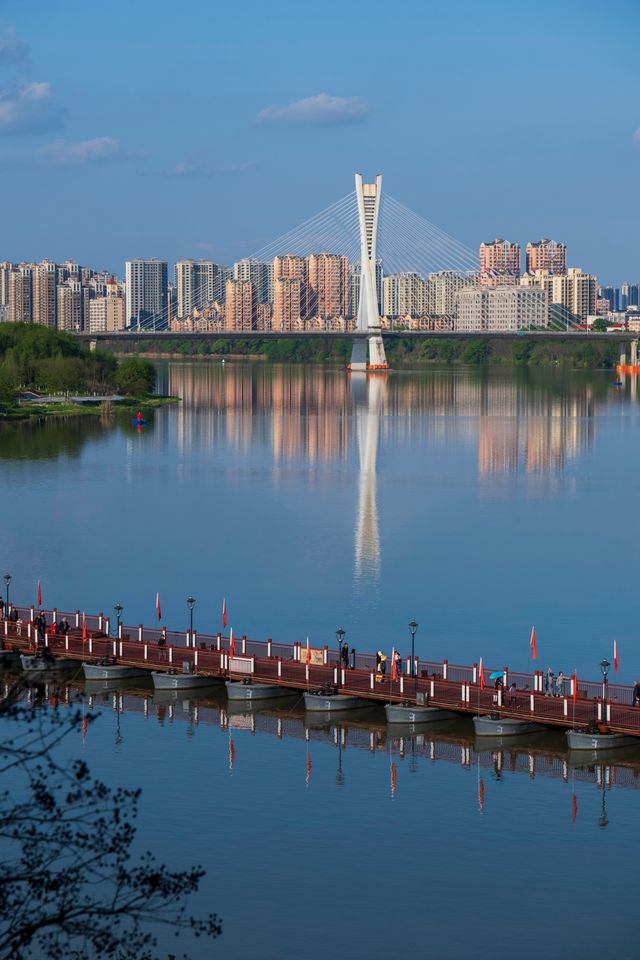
top-left (0, 688), bottom-right (221, 959)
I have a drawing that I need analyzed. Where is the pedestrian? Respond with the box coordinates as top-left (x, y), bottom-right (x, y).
top-left (0, 597), bottom-right (4, 618)
top-left (546, 667), bottom-right (554, 697)
top-left (8, 605), bottom-right (18, 623)
top-left (341, 643), bottom-right (349, 668)
top-left (509, 682), bottom-right (517, 705)
top-left (59, 616), bottom-right (70, 635)
top-left (556, 671), bottom-right (565, 697)
top-left (375, 651), bottom-right (382, 672)
top-left (394, 650), bottom-right (402, 676)
top-left (158, 627), bottom-right (167, 647)
top-left (633, 681), bottom-right (640, 706)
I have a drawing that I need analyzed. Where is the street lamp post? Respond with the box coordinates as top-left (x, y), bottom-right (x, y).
top-left (114, 603), bottom-right (123, 637)
top-left (408, 618), bottom-right (418, 678)
top-left (187, 596), bottom-right (196, 648)
top-left (600, 658), bottom-right (610, 703)
top-left (336, 627), bottom-right (345, 687)
top-left (3, 573), bottom-right (11, 615)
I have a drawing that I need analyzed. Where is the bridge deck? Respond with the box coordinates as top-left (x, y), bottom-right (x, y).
top-left (3, 606), bottom-right (637, 736)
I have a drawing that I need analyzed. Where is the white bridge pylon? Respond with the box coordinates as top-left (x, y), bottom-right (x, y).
top-left (349, 174), bottom-right (389, 373)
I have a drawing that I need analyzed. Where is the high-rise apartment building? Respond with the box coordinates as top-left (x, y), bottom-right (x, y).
top-left (479, 239), bottom-right (520, 286)
top-left (525, 239), bottom-right (566, 276)
top-left (306, 253), bottom-right (348, 318)
top-left (523, 268), bottom-right (596, 323)
top-left (383, 273), bottom-right (429, 317)
top-left (32, 260), bottom-right (58, 328)
top-left (233, 259), bottom-right (272, 305)
top-left (175, 260), bottom-right (220, 318)
top-left (88, 278), bottom-right (125, 333)
top-left (225, 279), bottom-right (255, 331)
top-left (273, 277), bottom-right (304, 330)
top-left (57, 280), bottom-right (84, 332)
top-left (600, 286), bottom-right (619, 312)
top-left (429, 271), bottom-right (465, 315)
top-left (0, 262), bottom-right (14, 313)
top-left (125, 259), bottom-right (168, 328)
top-left (621, 283), bottom-right (640, 308)
top-left (8, 265), bottom-right (33, 323)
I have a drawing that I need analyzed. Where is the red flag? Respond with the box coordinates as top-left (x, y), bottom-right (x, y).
top-left (306, 637), bottom-right (311, 667)
top-left (155, 592), bottom-right (161, 621)
top-left (391, 761), bottom-right (397, 799)
top-left (82, 613), bottom-right (87, 644)
top-left (37, 580), bottom-right (42, 607)
top-left (229, 737), bottom-right (235, 770)
top-left (572, 670), bottom-right (578, 704)
top-left (479, 777), bottom-right (485, 812)
top-left (530, 626), bottom-right (537, 660)
top-left (229, 627), bottom-right (235, 658)
top-left (391, 648), bottom-right (398, 682)
top-left (571, 792), bottom-right (577, 824)
top-left (479, 657), bottom-right (485, 690)
top-left (614, 640), bottom-right (619, 674)
top-left (222, 598), bottom-right (227, 628)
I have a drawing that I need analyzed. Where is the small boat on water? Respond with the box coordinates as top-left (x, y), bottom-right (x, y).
top-left (473, 715), bottom-right (545, 737)
top-left (566, 729), bottom-right (639, 751)
top-left (20, 652), bottom-right (77, 675)
top-left (151, 670), bottom-right (224, 690)
top-left (226, 681), bottom-right (295, 701)
top-left (303, 690), bottom-right (370, 713)
top-left (385, 702), bottom-right (459, 724)
top-left (83, 660), bottom-right (147, 681)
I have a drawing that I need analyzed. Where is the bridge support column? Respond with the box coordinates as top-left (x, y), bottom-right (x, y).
top-left (530, 694), bottom-right (535, 712)
top-left (138, 625), bottom-right (143, 643)
top-left (98, 613), bottom-right (103, 632)
top-left (430, 679), bottom-right (435, 698)
top-left (144, 644), bottom-right (148, 660)
top-left (370, 672), bottom-right (374, 689)
top-left (267, 639), bottom-right (272, 657)
top-left (242, 635), bottom-right (246, 655)
top-left (217, 633), bottom-right (221, 652)
top-left (563, 698), bottom-right (568, 717)
top-left (472, 663), bottom-right (477, 683)
top-left (442, 660), bottom-right (448, 680)
top-left (169, 647), bottom-right (173, 664)
top-left (75, 611), bottom-right (80, 628)
top-left (277, 659), bottom-right (282, 678)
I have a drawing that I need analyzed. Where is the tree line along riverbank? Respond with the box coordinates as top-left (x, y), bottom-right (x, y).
top-left (107, 334), bottom-right (626, 368)
top-left (0, 323), bottom-right (171, 420)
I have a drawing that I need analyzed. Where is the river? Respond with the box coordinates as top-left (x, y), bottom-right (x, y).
top-left (1, 361), bottom-right (638, 959)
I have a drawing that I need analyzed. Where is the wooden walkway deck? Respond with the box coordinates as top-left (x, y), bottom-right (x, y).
top-left (4, 604), bottom-right (639, 737)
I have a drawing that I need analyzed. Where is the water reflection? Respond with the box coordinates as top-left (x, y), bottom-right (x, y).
top-left (352, 373), bottom-right (386, 584)
top-left (14, 675), bottom-right (640, 823)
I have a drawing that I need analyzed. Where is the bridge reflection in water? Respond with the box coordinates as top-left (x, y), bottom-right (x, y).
top-left (18, 678), bottom-right (640, 826)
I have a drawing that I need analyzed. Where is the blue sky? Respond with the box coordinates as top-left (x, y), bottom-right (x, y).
top-left (1, 0), bottom-right (638, 282)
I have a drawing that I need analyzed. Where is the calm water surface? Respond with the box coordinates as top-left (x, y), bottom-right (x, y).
top-left (2, 362), bottom-right (639, 958)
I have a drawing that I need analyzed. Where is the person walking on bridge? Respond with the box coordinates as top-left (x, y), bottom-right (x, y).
top-left (546, 667), bottom-right (554, 697)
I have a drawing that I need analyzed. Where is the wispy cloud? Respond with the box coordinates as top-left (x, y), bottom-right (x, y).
top-left (633, 128), bottom-right (640, 144)
top-left (194, 241), bottom-right (214, 251)
top-left (0, 80), bottom-right (64, 134)
top-left (0, 26), bottom-right (30, 67)
top-left (173, 159), bottom-right (254, 177)
top-left (258, 94), bottom-right (368, 125)
top-left (40, 135), bottom-right (120, 165)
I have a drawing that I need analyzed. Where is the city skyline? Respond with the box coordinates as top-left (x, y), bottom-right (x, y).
top-left (0, 1), bottom-right (638, 281)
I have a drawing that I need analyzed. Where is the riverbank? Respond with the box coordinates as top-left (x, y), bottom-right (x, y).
top-left (0, 395), bottom-right (179, 423)
top-left (105, 335), bottom-right (625, 369)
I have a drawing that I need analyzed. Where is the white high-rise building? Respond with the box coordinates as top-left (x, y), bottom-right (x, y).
top-left (233, 259), bottom-right (272, 305)
top-left (383, 273), bottom-right (429, 317)
top-left (125, 259), bottom-right (168, 328)
top-left (457, 286), bottom-right (548, 331)
top-left (175, 260), bottom-right (220, 318)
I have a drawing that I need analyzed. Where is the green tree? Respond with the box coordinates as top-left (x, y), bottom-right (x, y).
top-left (591, 317), bottom-right (609, 332)
top-left (115, 357), bottom-right (157, 396)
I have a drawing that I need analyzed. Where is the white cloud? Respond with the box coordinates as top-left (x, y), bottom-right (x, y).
top-left (40, 136), bottom-right (120, 165)
top-left (0, 80), bottom-right (64, 133)
top-left (258, 94), bottom-right (368, 125)
top-left (174, 161), bottom-right (206, 176)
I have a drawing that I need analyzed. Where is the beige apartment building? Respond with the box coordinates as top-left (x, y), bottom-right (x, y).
top-left (8, 265), bottom-right (33, 323)
top-left (479, 239), bottom-right (520, 287)
top-left (225, 279), bottom-right (255, 331)
top-left (383, 272), bottom-right (429, 317)
top-left (522, 267), bottom-right (596, 322)
top-left (88, 279), bottom-right (125, 333)
top-left (32, 260), bottom-right (58, 327)
top-left (57, 280), bottom-right (83, 332)
top-left (457, 285), bottom-right (547, 331)
top-left (429, 271), bottom-right (465, 315)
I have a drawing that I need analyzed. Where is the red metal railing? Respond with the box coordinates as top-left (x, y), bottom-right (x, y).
top-left (4, 605), bottom-right (640, 736)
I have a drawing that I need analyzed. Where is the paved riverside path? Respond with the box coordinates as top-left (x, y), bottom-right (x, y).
top-left (4, 605), bottom-right (640, 737)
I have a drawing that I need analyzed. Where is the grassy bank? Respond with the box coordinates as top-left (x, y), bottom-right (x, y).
top-left (112, 335), bottom-right (625, 369)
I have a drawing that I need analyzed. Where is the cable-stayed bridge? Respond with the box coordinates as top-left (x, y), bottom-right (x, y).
top-left (111, 173), bottom-right (631, 366)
